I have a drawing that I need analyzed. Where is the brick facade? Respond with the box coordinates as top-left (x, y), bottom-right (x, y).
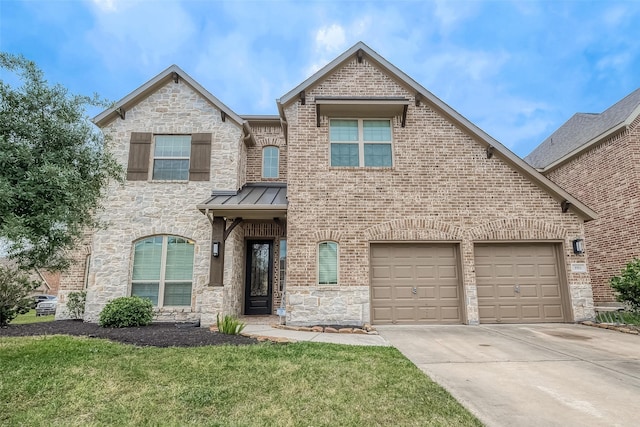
top-left (282, 57), bottom-right (593, 325)
top-left (545, 116), bottom-right (640, 303)
top-left (76, 43), bottom-right (595, 326)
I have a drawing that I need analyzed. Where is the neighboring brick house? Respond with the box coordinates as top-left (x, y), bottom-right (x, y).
top-left (526, 89), bottom-right (640, 306)
top-left (65, 42), bottom-right (597, 326)
top-left (0, 258), bottom-right (60, 297)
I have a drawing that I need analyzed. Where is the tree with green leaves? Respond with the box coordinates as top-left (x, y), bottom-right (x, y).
top-left (0, 265), bottom-right (38, 326)
top-left (0, 52), bottom-right (122, 270)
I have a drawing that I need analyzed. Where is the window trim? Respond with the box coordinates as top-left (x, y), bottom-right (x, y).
top-left (317, 241), bottom-right (339, 285)
top-left (262, 145), bottom-right (280, 179)
top-left (130, 235), bottom-right (195, 308)
top-left (329, 118), bottom-right (393, 168)
top-left (151, 135), bottom-right (192, 181)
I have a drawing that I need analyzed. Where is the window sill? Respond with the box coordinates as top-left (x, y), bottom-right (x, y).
top-left (148, 180), bottom-right (191, 184)
top-left (328, 167), bottom-right (394, 171)
top-left (154, 306), bottom-right (193, 312)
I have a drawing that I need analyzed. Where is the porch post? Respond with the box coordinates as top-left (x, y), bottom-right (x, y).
top-left (210, 216), bottom-right (226, 286)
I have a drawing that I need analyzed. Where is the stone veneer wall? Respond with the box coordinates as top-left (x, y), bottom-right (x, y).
top-left (282, 57), bottom-right (594, 326)
top-left (545, 116), bottom-right (640, 303)
top-left (85, 79), bottom-right (243, 323)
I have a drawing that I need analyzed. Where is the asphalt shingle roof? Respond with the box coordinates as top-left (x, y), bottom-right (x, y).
top-left (525, 88), bottom-right (640, 169)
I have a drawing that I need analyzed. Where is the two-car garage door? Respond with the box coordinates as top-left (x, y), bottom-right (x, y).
top-left (370, 242), bottom-right (567, 325)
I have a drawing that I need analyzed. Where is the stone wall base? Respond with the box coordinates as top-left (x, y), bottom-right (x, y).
top-left (286, 286), bottom-right (370, 326)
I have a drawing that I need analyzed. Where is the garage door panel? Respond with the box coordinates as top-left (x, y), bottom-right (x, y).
top-left (498, 305), bottom-right (518, 320)
top-left (543, 305), bottom-right (563, 319)
top-left (422, 286), bottom-right (436, 299)
top-left (477, 285), bottom-right (495, 298)
top-left (415, 265), bottom-right (436, 279)
top-left (539, 264), bottom-right (558, 277)
top-left (395, 286), bottom-right (414, 300)
top-left (497, 285), bottom-right (516, 297)
top-left (521, 305), bottom-right (542, 319)
top-left (479, 305), bottom-right (497, 319)
top-left (541, 285), bottom-right (561, 298)
top-left (519, 285), bottom-right (539, 298)
top-left (438, 265), bottom-right (458, 279)
top-left (517, 264), bottom-right (536, 277)
top-left (394, 265), bottom-right (413, 279)
top-left (396, 307), bottom-right (417, 322)
top-left (371, 265), bottom-right (391, 279)
top-left (418, 307), bottom-right (438, 321)
top-left (371, 286), bottom-right (392, 300)
top-left (475, 243), bottom-right (566, 323)
top-left (475, 265), bottom-right (493, 278)
top-left (439, 285), bottom-right (459, 299)
top-left (372, 307), bottom-right (392, 322)
top-left (495, 264), bottom-right (515, 277)
top-left (371, 243), bottom-right (462, 324)
top-left (441, 306), bottom-right (461, 320)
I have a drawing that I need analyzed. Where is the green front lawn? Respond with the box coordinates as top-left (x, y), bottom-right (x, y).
top-left (11, 310), bottom-right (55, 325)
top-left (0, 336), bottom-right (481, 426)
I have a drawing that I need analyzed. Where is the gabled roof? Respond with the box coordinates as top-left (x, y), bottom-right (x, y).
top-left (278, 42), bottom-right (597, 221)
top-left (525, 88), bottom-right (640, 170)
top-left (93, 65), bottom-right (245, 128)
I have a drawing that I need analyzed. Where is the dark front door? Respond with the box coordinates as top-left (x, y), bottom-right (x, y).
top-left (245, 240), bottom-right (273, 315)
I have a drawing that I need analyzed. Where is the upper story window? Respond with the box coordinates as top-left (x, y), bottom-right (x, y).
top-left (153, 135), bottom-right (191, 180)
top-left (262, 146), bottom-right (280, 178)
top-left (131, 235), bottom-right (194, 307)
top-left (330, 119), bottom-right (392, 167)
top-left (126, 132), bottom-right (211, 182)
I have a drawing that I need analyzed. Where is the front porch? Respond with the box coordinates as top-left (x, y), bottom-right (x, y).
top-left (197, 183), bottom-right (288, 326)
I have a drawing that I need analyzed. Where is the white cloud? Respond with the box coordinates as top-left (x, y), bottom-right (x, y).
top-left (315, 24), bottom-right (347, 54)
top-left (91, 0), bottom-right (121, 12)
top-left (433, 0), bottom-right (480, 34)
top-left (603, 6), bottom-right (628, 27)
top-left (85, 0), bottom-right (197, 72)
top-left (596, 52), bottom-right (632, 71)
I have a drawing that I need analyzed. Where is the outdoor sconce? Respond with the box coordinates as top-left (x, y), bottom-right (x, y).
top-left (212, 242), bottom-right (220, 257)
top-left (572, 239), bottom-right (584, 255)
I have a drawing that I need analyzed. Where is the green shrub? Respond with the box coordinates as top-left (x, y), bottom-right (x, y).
top-left (0, 266), bottom-right (38, 326)
top-left (66, 290), bottom-right (86, 320)
top-left (216, 314), bottom-right (245, 335)
top-left (98, 296), bottom-right (153, 328)
top-left (610, 258), bottom-right (640, 311)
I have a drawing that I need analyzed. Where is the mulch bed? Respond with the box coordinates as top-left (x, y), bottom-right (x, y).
top-left (0, 320), bottom-right (258, 348)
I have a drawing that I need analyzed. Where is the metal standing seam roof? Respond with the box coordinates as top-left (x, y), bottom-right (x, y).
top-left (525, 88), bottom-right (640, 169)
top-left (197, 183), bottom-right (287, 212)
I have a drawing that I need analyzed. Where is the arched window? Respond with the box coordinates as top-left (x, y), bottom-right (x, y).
top-left (318, 241), bottom-right (338, 285)
top-left (131, 236), bottom-right (194, 307)
top-left (262, 146), bottom-right (279, 178)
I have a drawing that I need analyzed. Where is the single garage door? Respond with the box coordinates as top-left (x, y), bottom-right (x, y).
top-left (370, 243), bottom-right (462, 324)
top-left (474, 243), bottom-right (567, 323)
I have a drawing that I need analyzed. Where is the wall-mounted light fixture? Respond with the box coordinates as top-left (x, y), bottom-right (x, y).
top-left (212, 241), bottom-right (220, 257)
top-left (572, 239), bottom-right (584, 255)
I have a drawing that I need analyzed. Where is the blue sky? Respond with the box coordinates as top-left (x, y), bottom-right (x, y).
top-left (1, 0), bottom-right (639, 157)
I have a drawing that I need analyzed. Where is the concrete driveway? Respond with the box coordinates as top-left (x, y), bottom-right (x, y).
top-left (378, 324), bottom-right (640, 427)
